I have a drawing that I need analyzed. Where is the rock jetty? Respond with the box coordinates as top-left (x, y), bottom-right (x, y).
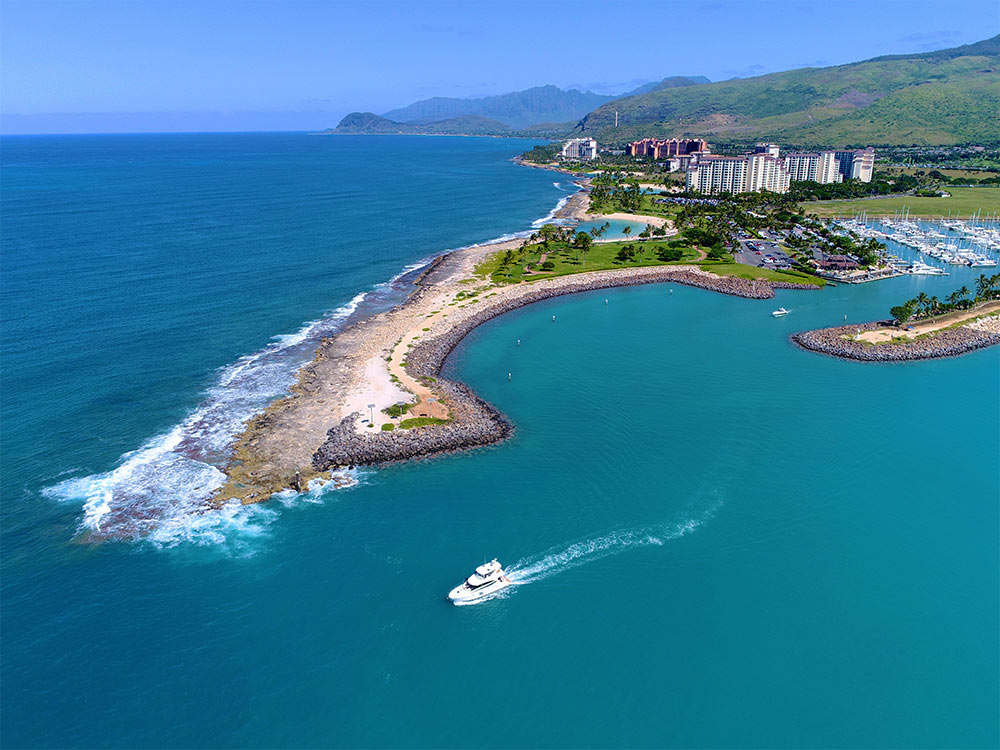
top-left (314, 266), bottom-right (818, 470)
top-left (792, 320), bottom-right (1000, 362)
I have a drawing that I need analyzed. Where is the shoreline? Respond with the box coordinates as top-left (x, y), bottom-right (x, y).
top-left (214, 193), bottom-right (818, 505)
top-left (312, 267), bottom-right (816, 472)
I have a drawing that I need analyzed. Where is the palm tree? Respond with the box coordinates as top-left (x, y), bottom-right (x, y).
top-left (914, 292), bottom-right (930, 316)
top-left (975, 274), bottom-right (991, 301)
top-left (622, 225), bottom-right (632, 237)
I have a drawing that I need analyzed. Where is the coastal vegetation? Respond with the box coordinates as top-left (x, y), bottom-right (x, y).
top-left (474, 220), bottom-right (823, 287)
top-left (521, 143), bottom-right (561, 163)
top-left (589, 174), bottom-right (643, 213)
top-left (398, 417), bottom-right (449, 430)
top-left (804, 186), bottom-right (1000, 218)
top-left (890, 274), bottom-right (1000, 324)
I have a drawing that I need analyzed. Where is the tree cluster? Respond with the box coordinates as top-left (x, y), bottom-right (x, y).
top-left (889, 273), bottom-right (1000, 324)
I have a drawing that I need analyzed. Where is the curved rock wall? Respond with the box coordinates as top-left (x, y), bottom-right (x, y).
top-left (314, 268), bottom-right (818, 469)
top-left (792, 323), bottom-right (1000, 362)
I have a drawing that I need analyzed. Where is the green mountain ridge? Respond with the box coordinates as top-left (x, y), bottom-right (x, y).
top-left (327, 112), bottom-right (513, 136)
top-left (379, 78), bottom-right (710, 129)
top-left (576, 34), bottom-right (1000, 147)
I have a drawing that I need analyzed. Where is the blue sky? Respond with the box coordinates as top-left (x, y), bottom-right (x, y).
top-left (2, 0), bottom-right (997, 133)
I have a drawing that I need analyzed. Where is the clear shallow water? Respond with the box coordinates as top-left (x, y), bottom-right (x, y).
top-left (2, 135), bottom-right (998, 748)
top-left (574, 218), bottom-right (651, 238)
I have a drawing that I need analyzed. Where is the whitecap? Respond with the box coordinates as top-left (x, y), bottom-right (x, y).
top-left (45, 293), bottom-right (367, 543)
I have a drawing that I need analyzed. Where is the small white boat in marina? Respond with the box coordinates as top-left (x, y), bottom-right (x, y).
top-left (772, 307), bottom-right (789, 317)
top-left (447, 560), bottom-right (512, 604)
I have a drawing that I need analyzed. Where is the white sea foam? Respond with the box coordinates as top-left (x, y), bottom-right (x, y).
top-left (531, 195), bottom-right (572, 228)
top-left (44, 293), bottom-right (367, 544)
top-left (46, 179), bottom-right (583, 547)
top-left (272, 468), bottom-right (363, 506)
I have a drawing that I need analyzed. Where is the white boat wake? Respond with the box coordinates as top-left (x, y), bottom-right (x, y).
top-left (456, 498), bottom-right (722, 605)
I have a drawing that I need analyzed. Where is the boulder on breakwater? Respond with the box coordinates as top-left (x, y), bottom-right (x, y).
top-left (792, 321), bottom-right (1000, 362)
top-left (314, 266), bottom-right (818, 469)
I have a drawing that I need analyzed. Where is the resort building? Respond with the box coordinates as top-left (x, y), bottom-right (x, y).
top-left (747, 152), bottom-right (791, 193)
top-left (560, 138), bottom-right (598, 160)
top-left (785, 151), bottom-right (843, 184)
top-left (683, 142), bottom-right (876, 193)
top-left (626, 137), bottom-right (709, 159)
top-left (834, 148), bottom-right (875, 182)
top-left (664, 153), bottom-right (702, 173)
top-left (753, 143), bottom-right (781, 158)
top-left (684, 155), bottom-right (749, 194)
top-left (685, 150), bottom-right (790, 194)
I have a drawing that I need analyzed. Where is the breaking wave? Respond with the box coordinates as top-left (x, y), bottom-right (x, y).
top-left (531, 195), bottom-right (572, 228)
top-left (44, 293), bottom-right (366, 543)
top-left (45, 184), bottom-right (580, 547)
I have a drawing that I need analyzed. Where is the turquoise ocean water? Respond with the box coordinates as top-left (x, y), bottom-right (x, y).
top-left (1, 134), bottom-right (997, 748)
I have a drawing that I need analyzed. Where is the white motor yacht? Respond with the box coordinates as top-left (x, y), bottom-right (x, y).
top-left (772, 307), bottom-right (789, 317)
top-left (905, 261), bottom-right (949, 276)
top-left (447, 560), bottom-right (513, 604)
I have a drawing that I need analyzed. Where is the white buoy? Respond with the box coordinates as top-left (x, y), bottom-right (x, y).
top-left (552, 315), bottom-right (556, 322)
top-left (517, 339), bottom-right (520, 347)
top-left (508, 372), bottom-right (511, 381)
top-left (670, 288), bottom-right (673, 295)
top-left (605, 299), bottom-right (608, 305)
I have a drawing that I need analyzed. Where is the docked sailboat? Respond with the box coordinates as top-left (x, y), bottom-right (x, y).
top-left (447, 560), bottom-right (513, 604)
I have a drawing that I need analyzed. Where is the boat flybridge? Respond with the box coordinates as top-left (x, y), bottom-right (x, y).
top-left (448, 560), bottom-right (512, 604)
top-left (772, 307), bottom-right (789, 317)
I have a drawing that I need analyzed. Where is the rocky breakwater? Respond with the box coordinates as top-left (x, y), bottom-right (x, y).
top-left (314, 265), bottom-right (817, 470)
top-left (792, 317), bottom-right (1000, 362)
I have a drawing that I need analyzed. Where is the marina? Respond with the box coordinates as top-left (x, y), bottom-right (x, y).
top-left (837, 211), bottom-right (1000, 275)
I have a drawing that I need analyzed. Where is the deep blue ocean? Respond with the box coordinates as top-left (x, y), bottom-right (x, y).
top-left (1, 134), bottom-right (997, 748)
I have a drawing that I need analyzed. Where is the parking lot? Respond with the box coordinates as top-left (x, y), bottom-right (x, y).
top-left (735, 238), bottom-right (793, 269)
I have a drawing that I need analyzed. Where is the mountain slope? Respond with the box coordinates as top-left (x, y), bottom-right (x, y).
top-left (326, 112), bottom-right (511, 136)
top-left (381, 79), bottom-right (709, 129)
top-left (382, 85), bottom-right (615, 129)
top-left (575, 34), bottom-right (1000, 146)
top-left (619, 75), bottom-right (712, 96)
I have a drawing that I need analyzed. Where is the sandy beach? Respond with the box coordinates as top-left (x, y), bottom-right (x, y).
top-left (855, 302), bottom-right (1000, 343)
top-left (212, 188), bottom-right (815, 505)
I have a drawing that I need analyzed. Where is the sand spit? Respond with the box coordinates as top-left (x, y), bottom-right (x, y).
top-left (213, 179), bottom-right (816, 505)
top-left (214, 243), bottom-right (817, 506)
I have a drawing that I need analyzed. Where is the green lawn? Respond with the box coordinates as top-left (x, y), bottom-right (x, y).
top-left (476, 240), bottom-right (824, 287)
top-left (803, 186), bottom-right (1000, 219)
top-left (637, 193), bottom-right (681, 217)
top-left (588, 192), bottom-right (681, 218)
top-left (696, 262), bottom-right (825, 286)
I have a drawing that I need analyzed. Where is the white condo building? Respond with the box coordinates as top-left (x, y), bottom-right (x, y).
top-left (560, 138), bottom-right (597, 161)
top-left (786, 151), bottom-right (842, 184)
top-left (747, 152), bottom-right (791, 193)
top-left (753, 143), bottom-right (781, 158)
top-left (685, 152), bottom-right (789, 194)
top-left (834, 148), bottom-right (875, 182)
top-left (684, 155), bottom-right (749, 194)
top-left (685, 143), bottom-right (874, 193)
